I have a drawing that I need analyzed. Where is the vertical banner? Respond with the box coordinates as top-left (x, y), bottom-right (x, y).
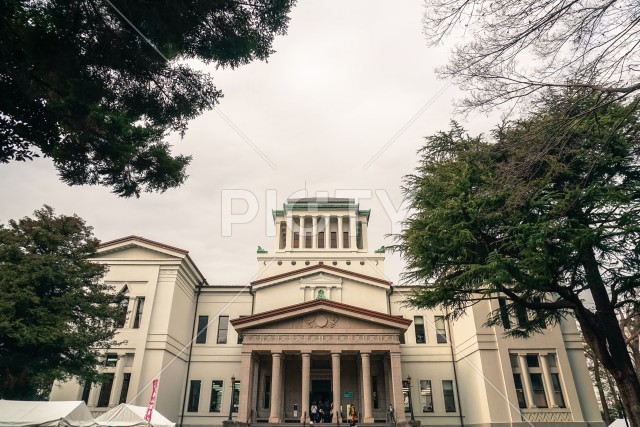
top-left (145, 379), bottom-right (159, 423)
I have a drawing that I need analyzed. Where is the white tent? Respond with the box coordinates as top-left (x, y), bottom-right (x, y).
top-left (609, 420), bottom-right (629, 427)
top-left (0, 400), bottom-right (95, 427)
top-left (94, 404), bottom-right (174, 427)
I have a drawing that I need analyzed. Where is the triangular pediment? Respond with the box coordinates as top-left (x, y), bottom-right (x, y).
top-left (96, 236), bottom-right (187, 260)
top-left (231, 299), bottom-right (411, 332)
top-left (251, 264), bottom-right (391, 289)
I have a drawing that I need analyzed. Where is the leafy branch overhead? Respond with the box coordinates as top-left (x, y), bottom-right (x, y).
top-left (0, 0), bottom-right (295, 196)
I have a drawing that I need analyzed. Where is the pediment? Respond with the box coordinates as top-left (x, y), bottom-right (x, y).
top-left (251, 264), bottom-right (391, 289)
top-left (96, 236), bottom-right (187, 260)
top-left (299, 273), bottom-right (342, 286)
top-left (231, 299), bottom-right (411, 333)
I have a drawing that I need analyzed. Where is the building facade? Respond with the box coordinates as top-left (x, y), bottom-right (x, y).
top-left (50, 198), bottom-right (603, 427)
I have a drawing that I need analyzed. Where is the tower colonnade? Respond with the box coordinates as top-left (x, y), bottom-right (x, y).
top-left (278, 213), bottom-right (366, 251)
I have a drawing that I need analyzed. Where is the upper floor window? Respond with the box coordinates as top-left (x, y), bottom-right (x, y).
top-left (343, 231), bottom-right (349, 248)
top-left (196, 315), bottom-right (208, 344)
top-left (293, 232), bottom-right (300, 248)
top-left (104, 353), bottom-right (118, 367)
top-left (357, 222), bottom-right (363, 249)
top-left (511, 352), bottom-right (565, 409)
top-left (305, 232), bottom-right (312, 248)
top-left (435, 316), bottom-right (447, 343)
top-left (414, 316), bottom-right (426, 344)
top-left (217, 316), bottom-right (229, 344)
top-left (318, 232), bottom-right (325, 248)
top-left (331, 232), bottom-right (337, 248)
top-left (132, 297), bottom-right (145, 329)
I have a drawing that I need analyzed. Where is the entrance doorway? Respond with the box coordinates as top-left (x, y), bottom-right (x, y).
top-left (311, 380), bottom-right (332, 422)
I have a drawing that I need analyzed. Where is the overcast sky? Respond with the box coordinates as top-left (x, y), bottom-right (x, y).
top-left (0, 0), bottom-right (500, 284)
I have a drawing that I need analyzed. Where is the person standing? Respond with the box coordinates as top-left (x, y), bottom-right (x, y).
top-left (387, 403), bottom-right (395, 424)
top-left (349, 404), bottom-right (356, 426)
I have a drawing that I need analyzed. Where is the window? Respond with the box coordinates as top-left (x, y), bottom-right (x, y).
top-left (80, 381), bottom-right (91, 404)
top-left (414, 316), bottom-right (426, 344)
top-left (133, 297), bottom-right (145, 329)
top-left (217, 316), bottom-right (229, 344)
top-left (513, 374), bottom-right (527, 408)
top-left (331, 232), bottom-right (337, 248)
top-left (97, 374), bottom-right (114, 407)
top-left (435, 316), bottom-right (447, 343)
top-left (115, 298), bottom-right (129, 328)
top-left (104, 353), bottom-right (118, 367)
top-left (293, 232), bottom-right (300, 248)
top-left (232, 381), bottom-right (241, 412)
top-left (402, 381), bottom-right (410, 413)
top-left (119, 373), bottom-right (131, 404)
top-left (196, 316), bottom-right (208, 344)
top-left (264, 376), bottom-right (271, 409)
top-left (515, 304), bottom-right (528, 327)
top-left (210, 380), bottom-right (223, 412)
top-left (498, 298), bottom-right (511, 329)
top-left (551, 373), bottom-right (565, 408)
top-left (530, 373), bottom-right (548, 408)
top-left (442, 380), bottom-right (456, 412)
top-left (306, 232), bottom-right (312, 248)
top-left (357, 222), bottom-right (363, 249)
top-left (318, 232), bottom-right (325, 249)
top-left (372, 376), bottom-right (379, 409)
top-left (526, 354), bottom-right (539, 368)
top-left (187, 380), bottom-right (201, 412)
top-left (343, 231), bottom-right (349, 248)
top-left (420, 380), bottom-right (433, 412)
top-left (279, 223), bottom-right (286, 249)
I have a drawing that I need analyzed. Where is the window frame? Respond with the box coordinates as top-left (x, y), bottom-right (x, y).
top-left (196, 315), bottom-right (208, 344)
top-left (414, 316), bottom-right (426, 344)
top-left (209, 380), bottom-right (223, 412)
top-left (217, 316), bottom-right (229, 344)
top-left (435, 316), bottom-right (447, 343)
top-left (442, 380), bottom-right (456, 413)
top-left (420, 380), bottom-right (434, 413)
top-left (187, 380), bottom-right (201, 412)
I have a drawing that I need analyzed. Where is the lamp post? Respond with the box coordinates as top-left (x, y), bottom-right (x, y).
top-left (406, 375), bottom-right (415, 422)
top-left (228, 375), bottom-right (236, 421)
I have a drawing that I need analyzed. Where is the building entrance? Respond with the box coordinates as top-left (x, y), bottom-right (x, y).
top-left (311, 380), bottom-right (332, 422)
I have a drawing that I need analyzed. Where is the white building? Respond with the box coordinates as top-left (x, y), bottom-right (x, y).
top-left (50, 198), bottom-right (603, 427)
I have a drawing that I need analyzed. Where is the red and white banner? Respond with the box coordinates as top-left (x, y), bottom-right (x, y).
top-left (145, 379), bottom-right (159, 423)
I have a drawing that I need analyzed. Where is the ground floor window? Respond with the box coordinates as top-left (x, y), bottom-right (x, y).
top-left (402, 381), bottom-right (410, 412)
top-left (97, 374), bottom-right (114, 407)
top-left (233, 381), bottom-right (241, 413)
top-left (119, 373), bottom-right (131, 404)
top-left (420, 380), bottom-right (433, 412)
top-left (442, 380), bottom-right (456, 412)
top-left (210, 380), bottom-right (223, 412)
top-left (188, 380), bottom-right (201, 412)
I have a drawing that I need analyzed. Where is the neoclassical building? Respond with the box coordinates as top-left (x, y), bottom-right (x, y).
top-left (50, 198), bottom-right (603, 427)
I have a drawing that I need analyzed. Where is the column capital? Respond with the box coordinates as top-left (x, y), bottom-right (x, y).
top-left (301, 351), bottom-right (312, 357)
top-left (331, 350), bottom-right (342, 356)
top-left (271, 350), bottom-right (283, 356)
top-left (360, 350), bottom-right (372, 357)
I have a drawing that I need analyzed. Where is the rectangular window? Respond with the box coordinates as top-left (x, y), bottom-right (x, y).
top-left (115, 298), bottom-right (129, 328)
top-left (210, 380), bottom-right (223, 412)
top-left (97, 374), bottom-right (114, 407)
top-left (530, 373), bottom-right (548, 408)
top-left (442, 380), bottom-right (456, 412)
top-left (104, 353), bottom-right (118, 367)
top-left (233, 381), bottom-right (240, 413)
top-left (420, 380), bottom-right (433, 412)
top-left (515, 305), bottom-right (528, 327)
top-left (81, 381), bottom-right (91, 404)
top-left (331, 232), bottom-right (337, 248)
top-left (551, 374), bottom-right (565, 408)
top-left (357, 222), bottom-right (363, 249)
top-left (187, 380), bottom-right (201, 412)
top-left (306, 232), bottom-right (312, 248)
top-left (343, 231), bottom-right (349, 248)
top-left (318, 232), bottom-right (325, 249)
top-left (196, 315), bottom-right (208, 344)
top-left (372, 376), bottom-right (379, 409)
top-left (498, 298), bottom-right (511, 329)
top-left (293, 232), bottom-right (300, 248)
top-left (435, 316), bottom-right (447, 343)
top-left (264, 376), bottom-right (271, 409)
top-left (119, 373), bottom-right (131, 404)
top-left (513, 374), bottom-right (527, 408)
top-left (217, 316), bottom-right (229, 344)
top-left (133, 297), bottom-right (145, 329)
top-left (526, 354), bottom-right (539, 368)
top-left (402, 381), bottom-right (410, 413)
top-left (279, 224), bottom-right (286, 249)
top-left (414, 316), bottom-right (426, 344)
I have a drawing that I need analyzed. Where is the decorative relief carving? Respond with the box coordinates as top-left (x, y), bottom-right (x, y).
top-left (522, 411), bottom-right (573, 423)
top-left (242, 334), bottom-right (400, 344)
top-left (303, 314), bottom-right (339, 328)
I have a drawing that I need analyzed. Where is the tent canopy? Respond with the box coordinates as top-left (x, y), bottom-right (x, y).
top-left (0, 400), bottom-right (95, 427)
top-left (94, 404), bottom-right (174, 427)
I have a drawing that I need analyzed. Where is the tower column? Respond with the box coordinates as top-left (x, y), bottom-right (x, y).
top-left (540, 353), bottom-right (558, 408)
top-left (349, 212), bottom-right (357, 250)
top-left (390, 352), bottom-right (406, 423)
top-left (269, 352), bottom-right (283, 422)
top-left (332, 352), bottom-right (341, 422)
top-left (337, 216), bottom-right (343, 249)
top-left (238, 351), bottom-right (253, 422)
top-left (312, 216), bottom-right (318, 249)
top-left (301, 352), bottom-right (311, 422)
top-left (298, 216), bottom-right (305, 249)
top-left (286, 214), bottom-right (293, 251)
top-left (324, 215), bottom-right (331, 249)
top-left (518, 354), bottom-right (537, 408)
top-left (361, 351), bottom-right (374, 423)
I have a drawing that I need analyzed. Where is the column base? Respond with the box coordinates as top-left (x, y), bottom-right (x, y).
top-left (268, 417), bottom-right (282, 423)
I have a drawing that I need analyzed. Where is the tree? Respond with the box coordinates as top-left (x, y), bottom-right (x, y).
top-left (422, 0), bottom-right (640, 112)
top-left (393, 94), bottom-right (640, 426)
top-left (0, 0), bottom-right (295, 197)
top-left (0, 206), bottom-right (122, 399)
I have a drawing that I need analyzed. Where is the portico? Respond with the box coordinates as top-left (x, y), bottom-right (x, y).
top-left (231, 299), bottom-right (412, 425)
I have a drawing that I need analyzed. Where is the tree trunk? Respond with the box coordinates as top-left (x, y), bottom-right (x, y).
top-left (594, 357), bottom-right (612, 425)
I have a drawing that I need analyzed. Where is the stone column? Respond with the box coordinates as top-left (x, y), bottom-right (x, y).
top-left (299, 216), bottom-right (305, 249)
top-left (332, 352), bottom-right (341, 422)
top-left (362, 220), bottom-right (369, 251)
top-left (238, 352), bottom-right (253, 422)
top-left (301, 352), bottom-right (311, 422)
top-left (312, 216), bottom-right (318, 249)
top-left (269, 352), bottom-right (283, 422)
top-left (540, 354), bottom-right (557, 407)
top-left (349, 213), bottom-right (357, 250)
top-left (337, 216), bottom-right (344, 249)
top-left (251, 356), bottom-right (260, 422)
top-left (361, 351), bottom-right (374, 423)
top-left (286, 214), bottom-right (293, 251)
top-left (518, 354), bottom-right (536, 408)
top-left (390, 352), bottom-right (406, 423)
top-left (383, 356), bottom-right (392, 411)
top-left (108, 354), bottom-right (126, 406)
top-left (324, 215), bottom-right (331, 249)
